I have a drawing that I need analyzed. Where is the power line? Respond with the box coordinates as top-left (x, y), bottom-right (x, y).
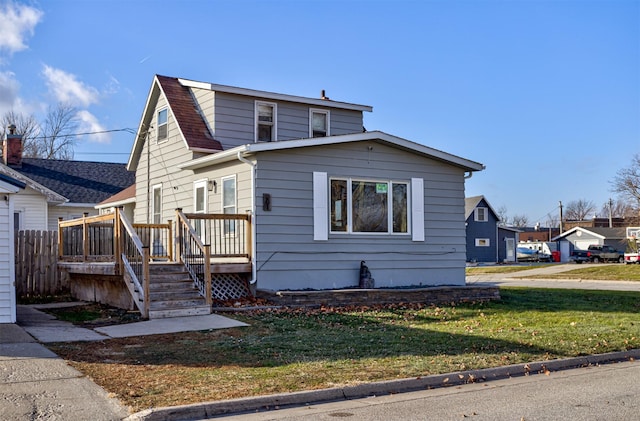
top-left (6, 128), bottom-right (136, 140)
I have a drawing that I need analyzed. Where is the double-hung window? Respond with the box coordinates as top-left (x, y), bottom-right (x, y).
top-left (193, 180), bottom-right (207, 239)
top-left (255, 101), bottom-right (276, 142)
top-left (222, 175), bottom-right (237, 235)
top-left (157, 108), bottom-right (168, 142)
top-left (310, 109), bottom-right (329, 137)
top-left (474, 207), bottom-right (488, 222)
top-left (151, 184), bottom-right (162, 224)
top-left (330, 178), bottom-right (409, 234)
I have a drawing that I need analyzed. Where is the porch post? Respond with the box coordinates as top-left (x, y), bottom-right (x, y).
top-left (143, 246), bottom-right (150, 318)
top-left (167, 219), bottom-right (173, 262)
top-left (57, 217), bottom-right (63, 258)
top-left (204, 244), bottom-right (212, 307)
top-left (82, 213), bottom-right (89, 261)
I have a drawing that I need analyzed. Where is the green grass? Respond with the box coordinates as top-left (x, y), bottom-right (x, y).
top-left (522, 264), bottom-right (640, 281)
top-left (48, 288), bottom-right (640, 411)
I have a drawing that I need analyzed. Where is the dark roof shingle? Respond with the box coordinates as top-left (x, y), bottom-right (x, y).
top-left (17, 158), bottom-right (135, 204)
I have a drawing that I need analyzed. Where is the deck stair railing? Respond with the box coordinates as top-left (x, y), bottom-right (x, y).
top-left (181, 211), bottom-right (251, 259)
top-left (176, 209), bottom-right (212, 306)
top-left (117, 209), bottom-right (151, 318)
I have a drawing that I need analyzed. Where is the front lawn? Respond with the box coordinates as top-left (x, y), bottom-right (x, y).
top-left (47, 288), bottom-right (640, 412)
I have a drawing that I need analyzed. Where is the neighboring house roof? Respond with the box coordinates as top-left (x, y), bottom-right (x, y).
top-left (128, 75), bottom-right (374, 171)
top-left (464, 195), bottom-right (499, 221)
top-left (0, 163), bottom-right (67, 204)
top-left (96, 184), bottom-right (136, 209)
top-left (179, 131), bottom-right (485, 172)
top-left (552, 226), bottom-right (627, 241)
top-left (10, 158), bottom-right (135, 205)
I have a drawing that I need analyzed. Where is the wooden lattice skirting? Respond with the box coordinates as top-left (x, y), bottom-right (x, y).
top-left (212, 274), bottom-right (251, 300)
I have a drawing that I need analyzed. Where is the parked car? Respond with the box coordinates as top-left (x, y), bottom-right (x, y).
top-left (570, 245), bottom-right (624, 263)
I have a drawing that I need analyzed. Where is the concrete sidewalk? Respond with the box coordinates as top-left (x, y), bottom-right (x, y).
top-left (0, 323), bottom-right (128, 420)
top-left (17, 304), bottom-right (249, 343)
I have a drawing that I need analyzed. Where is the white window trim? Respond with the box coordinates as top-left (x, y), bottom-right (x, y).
top-left (474, 207), bottom-right (488, 222)
top-left (151, 184), bottom-right (162, 224)
top-left (329, 177), bottom-right (411, 236)
top-left (254, 101), bottom-right (277, 142)
top-left (156, 108), bottom-right (168, 143)
top-left (193, 179), bottom-right (208, 214)
top-left (475, 238), bottom-right (490, 247)
top-left (221, 175), bottom-right (237, 214)
top-left (313, 172), bottom-right (328, 241)
top-left (309, 108), bottom-right (330, 138)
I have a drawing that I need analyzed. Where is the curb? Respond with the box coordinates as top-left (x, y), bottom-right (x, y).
top-left (124, 349), bottom-right (640, 421)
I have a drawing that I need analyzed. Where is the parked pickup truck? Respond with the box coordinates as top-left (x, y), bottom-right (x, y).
top-left (570, 245), bottom-right (625, 264)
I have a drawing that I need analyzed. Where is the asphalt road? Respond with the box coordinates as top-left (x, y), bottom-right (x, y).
top-left (215, 360), bottom-right (640, 421)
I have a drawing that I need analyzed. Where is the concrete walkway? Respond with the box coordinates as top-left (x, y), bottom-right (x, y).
top-left (17, 304), bottom-right (249, 343)
top-left (0, 323), bottom-right (128, 420)
top-left (466, 263), bottom-right (640, 292)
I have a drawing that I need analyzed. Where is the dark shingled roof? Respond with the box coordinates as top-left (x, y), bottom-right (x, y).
top-left (156, 75), bottom-right (223, 152)
top-left (16, 158), bottom-right (135, 204)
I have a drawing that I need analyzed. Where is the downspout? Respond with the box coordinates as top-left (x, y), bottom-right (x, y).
top-left (237, 151), bottom-right (258, 285)
top-left (464, 171), bottom-right (473, 179)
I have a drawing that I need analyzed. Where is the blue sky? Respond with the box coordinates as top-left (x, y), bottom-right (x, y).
top-left (0, 0), bottom-right (638, 225)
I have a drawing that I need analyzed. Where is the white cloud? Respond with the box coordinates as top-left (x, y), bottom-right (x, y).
top-left (42, 65), bottom-right (99, 107)
top-left (0, 2), bottom-right (43, 54)
top-left (76, 110), bottom-right (110, 143)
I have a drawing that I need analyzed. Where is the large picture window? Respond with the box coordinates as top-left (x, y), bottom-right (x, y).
top-left (330, 178), bottom-right (408, 234)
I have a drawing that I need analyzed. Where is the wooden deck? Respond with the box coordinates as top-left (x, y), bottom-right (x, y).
top-left (57, 209), bottom-right (253, 318)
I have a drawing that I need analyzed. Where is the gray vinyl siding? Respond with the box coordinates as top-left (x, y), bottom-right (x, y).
top-left (192, 161), bottom-right (253, 215)
top-left (189, 90), bottom-right (365, 150)
top-left (134, 95), bottom-right (200, 224)
top-left (252, 141), bottom-right (467, 290)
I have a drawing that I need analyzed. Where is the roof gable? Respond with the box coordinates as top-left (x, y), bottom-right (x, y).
top-left (552, 226), bottom-right (627, 241)
top-left (464, 195), bottom-right (499, 221)
top-left (127, 75), bottom-right (223, 170)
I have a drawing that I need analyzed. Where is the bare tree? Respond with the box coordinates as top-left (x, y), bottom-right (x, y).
top-left (600, 198), bottom-right (635, 219)
top-left (495, 205), bottom-right (508, 226)
top-left (510, 214), bottom-right (529, 227)
top-left (611, 154), bottom-right (640, 212)
top-left (0, 111), bottom-right (40, 156)
top-left (39, 104), bottom-right (79, 159)
top-left (546, 213), bottom-right (559, 228)
top-left (1, 103), bottom-right (79, 160)
top-left (564, 199), bottom-right (596, 220)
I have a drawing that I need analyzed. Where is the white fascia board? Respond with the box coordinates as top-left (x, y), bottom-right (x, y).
top-left (179, 78), bottom-right (373, 112)
top-left (177, 146), bottom-right (250, 170)
top-left (58, 202), bottom-right (98, 208)
top-left (127, 76), bottom-right (160, 171)
top-left (95, 197), bottom-right (135, 210)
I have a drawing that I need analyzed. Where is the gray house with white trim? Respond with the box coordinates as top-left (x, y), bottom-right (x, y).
top-left (125, 75), bottom-right (484, 291)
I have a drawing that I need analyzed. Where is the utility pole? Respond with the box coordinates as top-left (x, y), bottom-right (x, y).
top-left (559, 201), bottom-right (563, 234)
top-left (608, 198), bottom-right (613, 228)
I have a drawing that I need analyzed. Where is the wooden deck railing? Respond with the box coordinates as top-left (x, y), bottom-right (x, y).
top-left (182, 211), bottom-right (252, 258)
top-left (176, 209), bottom-right (212, 306)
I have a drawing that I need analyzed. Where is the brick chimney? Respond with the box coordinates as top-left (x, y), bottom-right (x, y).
top-left (3, 124), bottom-right (22, 168)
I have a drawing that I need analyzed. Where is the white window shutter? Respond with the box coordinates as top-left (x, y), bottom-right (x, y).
top-left (411, 178), bottom-right (424, 242)
top-left (313, 172), bottom-right (328, 241)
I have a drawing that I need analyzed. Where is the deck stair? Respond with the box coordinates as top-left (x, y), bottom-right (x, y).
top-left (147, 262), bottom-right (211, 319)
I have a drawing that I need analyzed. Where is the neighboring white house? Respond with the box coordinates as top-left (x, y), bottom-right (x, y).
top-left (0, 126), bottom-right (135, 231)
top-left (119, 75), bottom-right (485, 291)
top-left (0, 173), bottom-right (25, 323)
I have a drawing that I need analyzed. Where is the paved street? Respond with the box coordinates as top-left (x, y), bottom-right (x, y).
top-left (216, 360), bottom-right (640, 421)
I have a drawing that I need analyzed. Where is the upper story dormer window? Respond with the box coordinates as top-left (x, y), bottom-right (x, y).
top-left (310, 109), bottom-right (330, 138)
top-left (157, 108), bottom-right (168, 142)
top-left (255, 101), bottom-right (277, 142)
top-left (474, 207), bottom-right (488, 222)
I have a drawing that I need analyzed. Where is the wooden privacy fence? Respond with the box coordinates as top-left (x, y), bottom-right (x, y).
top-left (15, 230), bottom-right (65, 297)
